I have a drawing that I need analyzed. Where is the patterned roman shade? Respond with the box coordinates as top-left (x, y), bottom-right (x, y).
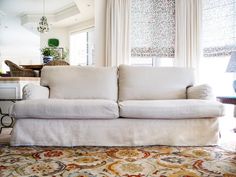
top-left (203, 0), bottom-right (236, 57)
top-left (130, 0), bottom-right (175, 58)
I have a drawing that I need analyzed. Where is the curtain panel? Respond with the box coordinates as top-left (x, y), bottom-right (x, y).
top-left (175, 0), bottom-right (202, 69)
top-left (105, 0), bottom-right (131, 67)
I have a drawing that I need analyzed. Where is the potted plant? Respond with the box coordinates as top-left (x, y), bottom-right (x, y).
top-left (41, 47), bottom-right (55, 63)
top-left (41, 47), bottom-right (69, 63)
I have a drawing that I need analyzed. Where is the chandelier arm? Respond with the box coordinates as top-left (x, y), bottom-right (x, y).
top-left (43, 0), bottom-right (45, 16)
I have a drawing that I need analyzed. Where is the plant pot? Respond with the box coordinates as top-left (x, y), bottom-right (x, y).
top-left (43, 56), bottom-right (53, 64)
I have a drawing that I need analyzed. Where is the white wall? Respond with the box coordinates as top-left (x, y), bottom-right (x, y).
top-left (0, 14), bottom-right (40, 71)
top-left (39, 27), bottom-right (69, 63)
top-left (94, 0), bottom-right (106, 66)
top-left (40, 27), bottom-right (69, 49)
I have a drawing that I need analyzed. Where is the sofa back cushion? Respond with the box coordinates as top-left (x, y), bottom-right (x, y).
top-left (119, 65), bottom-right (195, 101)
top-left (41, 66), bottom-right (118, 100)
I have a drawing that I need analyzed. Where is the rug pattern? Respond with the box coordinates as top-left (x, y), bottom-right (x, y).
top-left (0, 146), bottom-right (235, 177)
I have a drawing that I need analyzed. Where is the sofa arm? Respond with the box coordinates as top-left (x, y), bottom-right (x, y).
top-left (187, 84), bottom-right (215, 100)
top-left (23, 83), bottom-right (49, 100)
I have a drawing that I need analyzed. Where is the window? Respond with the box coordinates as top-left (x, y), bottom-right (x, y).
top-left (199, 0), bottom-right (236, 95)
top-left (203, 0), bottom-right (236, 57)
top-left (69, 29), bottom-right (94, 66)
top-left (130, 57), bottom-right (173, 67)
top-left (130, 0), bottom-right (175, 66)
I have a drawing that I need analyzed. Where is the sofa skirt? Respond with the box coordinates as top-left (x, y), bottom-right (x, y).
top-left (10, 118), bottom-right (219, 146)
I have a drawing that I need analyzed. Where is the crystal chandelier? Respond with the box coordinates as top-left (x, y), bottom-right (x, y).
top-left (37, 0), bottom-right (49, 33)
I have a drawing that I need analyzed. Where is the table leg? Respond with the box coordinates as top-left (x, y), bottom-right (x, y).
top-left (0, 101), bottom-right (15, 134)
top-left (234, 106), bottom-right (236, 133)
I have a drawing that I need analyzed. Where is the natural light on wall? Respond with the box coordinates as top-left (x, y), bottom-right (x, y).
top-left (199, 0), bottom-right (236, 96)
top-left (69, 30), bottom-right (94, 66)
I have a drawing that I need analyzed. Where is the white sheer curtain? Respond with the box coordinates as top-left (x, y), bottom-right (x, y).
top-left (175, 0), bottom-right (202, 69)
top-left (105, 0), bottom-right (130, 66)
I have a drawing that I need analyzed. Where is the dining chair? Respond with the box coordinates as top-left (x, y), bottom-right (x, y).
top-left (4, 60), bottom-right (37, 77)
top-left (44, 60), bottom-right (69, 66)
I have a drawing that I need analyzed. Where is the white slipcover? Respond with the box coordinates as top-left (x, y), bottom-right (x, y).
top-left (23, 83), bottom-right (49, 100)
top-left (41, 66), bottom-right (118, 101)
top-left (10, 66), bottom-right (224, 147)
top-left (119, 65), bottom-right (195, 101)
top-left (11, 118), bottom-right (219, 146)
top-left (11, 99), bottom-right (119, 119)
top-left (187, 84), bottom-right (214, 100)
top-left (119, 99), bottom-right (224, 119)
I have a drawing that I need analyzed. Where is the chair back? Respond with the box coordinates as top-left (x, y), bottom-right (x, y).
top-left (44, 60), bottom-right (69, 66)
top-left (4, 60), bottom-right (36, 77)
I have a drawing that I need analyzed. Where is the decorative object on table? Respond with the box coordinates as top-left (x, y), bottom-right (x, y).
top-left (0, 69), bottom-right (10, 77)
top-left (226, 51), bottom-right (236, 92)
top-left (0, 72), bottom-right (11, 77)
top-left (45, 60), bottom-right (69, 66)
top-left (4, 60), bottom-right (36, 77)
top-left (37, 0), bottom-right (49, 33)
top-left (41, 47), bottom-right (69, 63)
top-left (41, 47), bottom-right (54, 63)
top-left (48, 38), bottom-right (59, 47)
top-left (61, 48), bottom-right (69, 60)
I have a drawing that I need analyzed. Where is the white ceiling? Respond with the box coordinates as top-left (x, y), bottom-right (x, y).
top-left (0, 0), bottom-right (94, 28)
top-left (0, 0), bottom-right (74, 15)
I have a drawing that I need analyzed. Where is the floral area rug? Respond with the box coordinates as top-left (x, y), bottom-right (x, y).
top-left (0, 145), bottom-right (235, 177)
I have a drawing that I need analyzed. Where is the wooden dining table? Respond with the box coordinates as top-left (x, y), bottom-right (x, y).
top-left (20, 64), bottom-right (44, 76)
top-left (20, 64), bottom-right (44, 70)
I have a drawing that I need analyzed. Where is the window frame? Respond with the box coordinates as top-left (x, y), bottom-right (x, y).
top-left (69, 27), bottom-right (95, 66)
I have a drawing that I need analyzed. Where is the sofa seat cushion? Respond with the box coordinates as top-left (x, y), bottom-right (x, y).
top-left (11, 99), bottom-right (119, 119)
top-left (119, 99), bottom-right (224, 119)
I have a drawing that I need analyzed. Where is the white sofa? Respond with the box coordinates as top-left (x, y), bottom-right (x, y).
top-left (10, 65), bottom-right (224, 146)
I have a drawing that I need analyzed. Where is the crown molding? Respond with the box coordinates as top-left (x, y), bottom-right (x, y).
top-left (55, 3), bottom-right (79, 21)
top-left (68, 18), bottom-right (94, 33)
top-left (20, 2), bottom-right (79, 26)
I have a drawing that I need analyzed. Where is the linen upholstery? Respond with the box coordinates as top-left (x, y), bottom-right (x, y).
top-left (11, 99), bottom-right (119, 119)
top-left (41, 66), bottom-right (118, 100)
top-left (11, 118), bottom-right (219, 146)
top-left (119, 65), bottom-right (195, 101)
top-left (10, 65), bottom-right (224, 147)
top-left (119, 99), bottom-right (224, 119)
top-left (187, 84), bottom-right (214, 100)
top-left (23, 83), bottom-right (49, 100)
